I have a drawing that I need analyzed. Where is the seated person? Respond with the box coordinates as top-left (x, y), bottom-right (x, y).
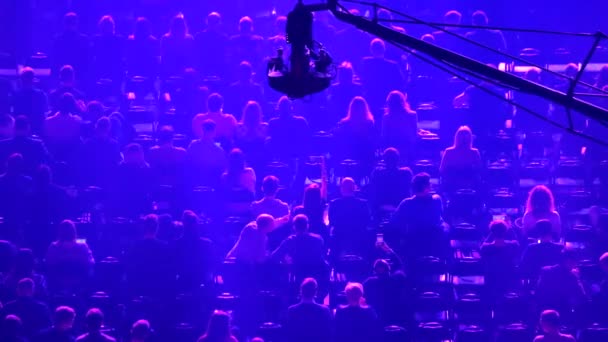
top-left (268, 96), bottom-right (310, 158)
top-left (2, 315), bottom-right (27, 342)
top-left (221, 148), bottom-right (256, 196)
top-left (45, 220), bottom-right (94, 292)
top-left (48, 65), bottom-right (86, 113)
top-left (381, 91), bottom-right (418, 163)
top-left (333, 97), bottom-right (377, 173)
top-left (369, 148), bottom-right (412, 213)
top-left (187, 120), bottom-right (227, 187)
top-left (172, 211), bottom-right (215, 290)
top-left (328, 178), bottom-right (370, 257)
top-left (391, 173), bottom-right (446, 258)
top-left (224, 60), bottom-right (264, 119)
top-left (480, 221), bottom-right (520, 300)
top-left (327, 62), bottom-right (364, 127)
top-left (33, 306), bottom-right (76, 342)
top-left (0, 115), bottom-right (51, 176)
top-left (227, 214), bottom-right (278, 264)
top-left (363, 259), bottom-right (407, 325)
top-left (522, 185), bottom-right (561, 239)
top-left (197, 310), bottom-right (238, 342)
top-left (44, 92), bottom-right (83, 160)
top-left (272, 214), bottom-right (327, 282)
top-left (251, 175), bottom-right (289, 219)
top-left (536, 249), bottom-right (586, 315)
top-left (113, 143), bottom-right (152, 216)
top-left (192, 93), bottom-right (237, 145)
top-left (13, 67), bottom-right (49, 135)
top-left (0, 278), bottom-right (51, 338)
top-left (286, 278), bottom-right (332, 342)
top-left (439, 125), bottom-right (481, 193)
top-left (79, 117), bottom-right (122, 188)
top-left (129, 320), bottom-right (151, 342)
top-left (235, 101), bottom-right (268, 170)
top-left (533, 310), bottom-right (576, 342)
top-left (521, 220), bottom-right (563, 279)
top-left (76, 308), bottom-right (115, 342)
top-left (334, 282), bottom-right (381, 342)
top-left (126, 214), bottom-right (172, 297)
top-left (148, 126), bottom-right (187, 186)
top-left (0, 154), bottom-right (33, 227)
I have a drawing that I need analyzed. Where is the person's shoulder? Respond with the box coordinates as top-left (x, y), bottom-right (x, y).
top-left (431, 193), bottom-right (442, 201)
top-left (532, 336), bottom-right (544, 342)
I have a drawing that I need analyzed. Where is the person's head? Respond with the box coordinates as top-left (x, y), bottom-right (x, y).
top-left (525, 67), bottom-right (542, 83)
top-left (34, 164), bottom-right (53, 187)
top-left (293, 214), bottom-right (309, 234)
top-left (256, 214), bottom-right (276, 234)
top-left (346, 96), bottom-right (374, 123)
top-left (444, 10), bottom-right (462, 25)
top-left (598, 65), bottom-right (608, 86)
top-left (238, 61), bottom-right (254, 83)
top-left (3, 315), bottom-right (22, 337)
top-left (377, 9), bottom-right (394, 21)
top-left (262, 175), bottom-right (280, 197)
top-left (242, 101), bottom-right (263, 128)
top-left (344, 282), bottom-right (364, 305)
top-left (143, 214), bottom-right (159, 238)
top-left (14, 115), bottom-right (31, 137)
top-left (300, 277), bottom-right (318, 300)
top-left (303, 183), bottom-right (322, 209)
top-left (412, 172), bottom-right (431, 194)
top-left (170, 14), bottom-right (188, 37)
top-left (370, 38), bottom-right (386, 58)
top-left (386, 90), bottom-right (411, 114)
top-left (373, 259), bottom-right (390, 276)
top-left (54, 306), bottom-right (76, 330)
top-left (58, 92), bottom-right (77, 114)
top-left (453, 125), bottom-right (473, 149)
top-left (337, 61), bottom-right (354, 84)
top-left (59, 64), bottom-right (76, 85)
top-left (201, 119), bottom-right (217, 140)
top-left (471, 10), bottom-right (489, 26)
top-left (207, 12), bottom-right (222, 30)
top-left (0, 114), bottom-right (15, 138)
top-left (98, 15), bottom-right (115, 35)
top-left (489, 220), bottom-right (508, 240)
top-left (20, 67), bottom-right (35, 87)
top-left (539, 310), bottom-right (561, 334)
top-left (276, 96), bottom-right (292, 117)
top-left (526, 185), bottom-right (555, 214)
top-left (599, 252), bottom-right (608, 273)
top-left (157, 125), bottom-right (175, 145)
top-left (182, 210), bottom-right (199, 237)
top-left (340, 177), bottom-right (356, 197)
top-left (239, 16), bottom-right (254, 34)
top-left (564, 63), bottom-right (579, 78)
top-left (131, 319), bottom-right (151, 341)
top-left (85, 308), bottom-right (104, 332)
top-left (227, 148), bottom-right (246, 174)
top-left (63, 12), bottom-right (79, 32)
top-left (560, 248), bottom-right (578, 270)
top-left (16, 278), bottom-right (35, 298)
top-left (535, 219), bottom-right (553, 241)
top-left (87, 101), bottom-right (105, 120)
top-left (15, 248), bottom-right (35, 276)
top-left (5, 153), bottom-right (24, 175)
top-left (57, 220), bottom-right (77, 242)
top-left (207, 93), bottom-right (224, 113)
top-left (383, 147), bottom-right (400, 169)
top-left (205, 310), bottom-right (233, 340)
top-left (134, 17), bottom-right (151, 38)
top-left (95, 116), bottom-right (112, 139)
top-left (124, 143), bottom-right (145, 165)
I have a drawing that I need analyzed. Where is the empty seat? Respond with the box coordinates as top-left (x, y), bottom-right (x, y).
top-left (496, 323), bottom-right (533, 342)
top-left (456, 325), bottom-right (490, 342)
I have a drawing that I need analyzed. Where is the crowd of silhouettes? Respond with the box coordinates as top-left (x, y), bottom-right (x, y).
top-left (0, 4), bottom-right (608, 342)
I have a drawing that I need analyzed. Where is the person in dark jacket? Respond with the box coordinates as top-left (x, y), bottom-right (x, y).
top-left (286, 278), bottom-right (332, 342)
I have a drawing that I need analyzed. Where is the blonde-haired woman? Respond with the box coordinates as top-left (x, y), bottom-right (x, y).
top-left (439, 126), bottom-right (482, 192)
top-left (334, 96), bottom-right (377, 173)
top-left (522, 185), bottom-right (561, 238)
top-left (381, 90), bottom-right (418, 163)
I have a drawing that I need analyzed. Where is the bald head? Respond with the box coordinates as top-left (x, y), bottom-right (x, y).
top-left (340, 177), bottom-right (356, 197)
top-left (256, 214), bottom-right (276, 233)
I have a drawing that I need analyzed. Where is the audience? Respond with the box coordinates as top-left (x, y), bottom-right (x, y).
top-left (91, 15), bottom-right (124, 83)
top-left (51, 12), bottom-right (89, 81)
top-left (76, 308), bottom-right (115, 342)
top-left (285, 278), bottom-right (332, 342)
top-left (363, 259), bottom-right (407, 325)
top-left (48, 65), bottom-right (85, 113)
top-left (251, 176), bottom-right (289, 219)
top-left (187, 120), bottom-right (227, 187)
top-left (229, 16), bottom-right (264, 70)
top-left (235, 100), bottom-right (268, 169)
top-left (381, 90), bottom-right (418, 164)
top-left (294, 183), bottom-right (328, 241)
top-left (221, 148), bottom-right (256, 195)
top-left (523, 185), bottom-right (562, 239)
top-left (334, 282), bottom-right (381, 342)
top-left (480, 220), bottom-right (519, 300)
top-left (197, 310), bottom-right (238, 342)
top-left (148, 125), bottom-right (187, 186)
top-left (334, 96), bottom-right (377, 172)
top-left (328, 62), bottom-right (365, 126)
top-left (33, 306), bottom-right (76, 342)
top-left (533, 310), bottom-right (576, 342)
top-left (225, 61), bottom-right (265, 118)
top-left (360, 38), bottom-right (403, 117)
top-left (12, 68), bottom-right (48, 135)
top-left (192, 93), bottom-right (237, 145)
top-left (129, 320), bottom-right (151, 342)
top-left (268, 96), bottom-right (310, 159)
top-left (439, 125), bottom-right (482, 193)
top-left (328, 178), bottom-right (370, 257)
top-left (536, 249), bottom-right (586, 316)
top-left (227, 214), bottom-right (277, 264)
top-left (369, 148), bottom-right (412, 213)
top-left (521, 219), bottom-right (564, 279)
top-left (44, 92), bottom-right (83, 161)
top-left (2, 314), bottom-right (27, 342)
top-left (195, 12), bottom-right (228, 77)
top-left (0, 115), bottom-right (51, 176)
top-left (126, 17), bottom-right (160, 78)
top-left (79, 117), bottom-right (122, 188)
top-left (1, 278), bottom-right (51, 339)
top-left (160, 14), bottom-right (195, 77)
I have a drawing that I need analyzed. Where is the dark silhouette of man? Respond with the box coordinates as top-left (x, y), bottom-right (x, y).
top-left (75, 308), bottom-right (115, 342)
top-left (1, 278), bottom-right (51, 338)
top-left (12, 67), bottom-right (48, 135)
top-left (0, 116), bottom-right (51, 176)
top-left (33, 306), bottom-right (76, 342)
top-left (286, 278), bottom-right (332, 342)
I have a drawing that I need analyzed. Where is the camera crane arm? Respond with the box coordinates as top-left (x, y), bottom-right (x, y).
top-left (319, 0), bottom-right (608, 124)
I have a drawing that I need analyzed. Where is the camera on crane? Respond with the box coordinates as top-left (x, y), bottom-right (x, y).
top-left (267, 0), bottom-right (334, 99)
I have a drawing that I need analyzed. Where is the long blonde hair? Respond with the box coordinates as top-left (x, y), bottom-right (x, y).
top-left (344, 96), bottom-right (374, 124)
top-left (241, 101), bottom-right (263, 128)
top-left (453, 125), bottom-right (473, 149)
top-left (385, 90), bottom-right (413, 115)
